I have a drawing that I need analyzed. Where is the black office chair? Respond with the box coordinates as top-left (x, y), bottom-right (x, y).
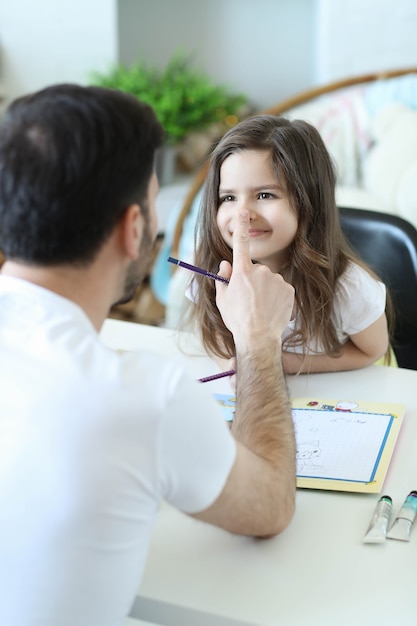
top-left (339, 207), bottom-right (417, 370)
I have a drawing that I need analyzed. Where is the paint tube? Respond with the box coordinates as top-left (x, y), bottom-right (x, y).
top-left (387, 490), bottom-right (417, 542)
top-left (363, 495), bottom-right (392, 543)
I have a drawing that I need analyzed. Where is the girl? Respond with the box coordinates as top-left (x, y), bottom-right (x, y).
top-left (187, 115), bottom-right (391, 374)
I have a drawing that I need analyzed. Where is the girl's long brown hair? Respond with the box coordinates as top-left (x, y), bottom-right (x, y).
top-left (188, 115), bottom-right (392, 362)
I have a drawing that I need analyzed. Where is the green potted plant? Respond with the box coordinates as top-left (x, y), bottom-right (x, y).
top-left (89, 52), bottom-right (249, 182)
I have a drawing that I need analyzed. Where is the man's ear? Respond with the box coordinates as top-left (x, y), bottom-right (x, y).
top-left (121, 204), bottom-right (143, 260)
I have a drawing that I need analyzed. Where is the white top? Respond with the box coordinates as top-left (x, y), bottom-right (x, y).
top-left (283, 261), bottom-right (386, 353)
top-left (0, 276), bottom-right (235, 626)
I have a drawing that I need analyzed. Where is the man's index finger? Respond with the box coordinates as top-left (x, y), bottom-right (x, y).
top-left (232, 210), bottom-right (251, 270)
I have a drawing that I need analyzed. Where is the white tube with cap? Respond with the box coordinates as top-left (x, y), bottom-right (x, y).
top-left (387, 490), bottom-right (417, 542)
top-left (363, 495), bottom-right (392, 543)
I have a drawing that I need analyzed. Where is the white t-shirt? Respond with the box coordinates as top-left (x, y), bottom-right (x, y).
top-left (282, 262), bottom-right (386, 353)
top-left (0, 276), bottom-right (236, 626)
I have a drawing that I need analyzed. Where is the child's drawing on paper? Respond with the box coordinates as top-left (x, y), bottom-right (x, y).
top-left (296, 440), bottom-right (325, 474)
top-left (212, 394), bottom-right (403, 487)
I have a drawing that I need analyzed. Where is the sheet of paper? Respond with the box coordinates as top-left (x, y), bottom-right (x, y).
top-left (213, 394), bottom-right (405, 493)
top-left (293, 407), bottom-right (392, 482)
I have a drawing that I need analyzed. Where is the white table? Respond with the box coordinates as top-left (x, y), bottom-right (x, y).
top-left (101, 318), bottom-right (233, 392)
top-left (101, 319), bottom-right (417, 626)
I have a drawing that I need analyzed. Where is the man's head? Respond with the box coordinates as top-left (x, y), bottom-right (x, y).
top-left (0, 84), bottom-right (165, 267)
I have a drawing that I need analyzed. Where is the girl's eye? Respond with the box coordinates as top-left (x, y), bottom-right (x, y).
top-left (219, 195), bottom-right (234, 204)
top-left (258, 192), bottom-right (275, 200)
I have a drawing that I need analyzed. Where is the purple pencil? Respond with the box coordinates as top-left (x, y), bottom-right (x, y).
top-left (198, 369), bottom-right (235, 383)
top-left (167, 256), bottom-right (229, 284)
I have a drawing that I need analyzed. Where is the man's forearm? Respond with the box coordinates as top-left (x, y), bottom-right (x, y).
top-left (232, 339), bottom-right (296, 531)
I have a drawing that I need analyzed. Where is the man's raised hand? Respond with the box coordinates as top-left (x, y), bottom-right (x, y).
top-left (215, 210), bottom-right (295, 346)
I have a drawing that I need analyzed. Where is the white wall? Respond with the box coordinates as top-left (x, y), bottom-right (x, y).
top-left (317, 0), bottom-right (417, 83)
top-left (118, 0), bottom-right (317, 110)
top-left (0, 0), bottom-right (416, 113)
top-left (0, 0), bottom-right (118, 108)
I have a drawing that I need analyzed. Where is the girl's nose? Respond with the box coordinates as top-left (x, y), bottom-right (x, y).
top-left (240, 198), bottom-right (257, 219)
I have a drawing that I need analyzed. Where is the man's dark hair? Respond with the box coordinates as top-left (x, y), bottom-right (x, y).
top-left (0, 84), bottom-right (165, 265)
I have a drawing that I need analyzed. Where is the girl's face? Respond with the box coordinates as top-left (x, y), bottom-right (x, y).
top-left (216, 149), bottom-right (298, 272)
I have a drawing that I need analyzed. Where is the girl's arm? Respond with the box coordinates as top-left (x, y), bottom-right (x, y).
top-left (283, 313), bottom-right (389, 374)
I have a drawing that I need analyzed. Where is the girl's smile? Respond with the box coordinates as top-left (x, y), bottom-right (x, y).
top-left (248, 228), bottom-right (270, 237)
top-left (216, 149), bottom-right (298, 272)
